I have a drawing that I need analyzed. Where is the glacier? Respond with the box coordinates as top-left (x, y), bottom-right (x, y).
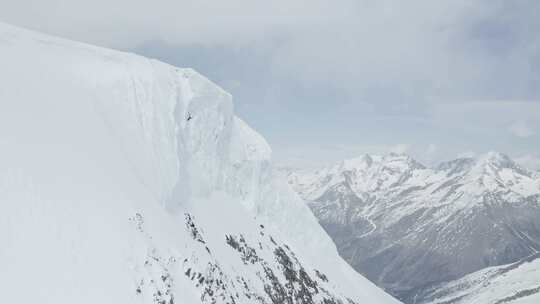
top-left (0, 22), bottom-right (399, 304)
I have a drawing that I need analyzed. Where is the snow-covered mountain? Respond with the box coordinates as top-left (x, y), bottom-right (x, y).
top-left (417, 253), bottom-right (540, 304)
top-left (288, 152), bottom-right (540, 302)
top-left (0, 22), bottom-right (399, 304)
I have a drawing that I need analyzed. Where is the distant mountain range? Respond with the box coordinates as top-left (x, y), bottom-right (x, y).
top-left (288, 152), bottom-right (540, 303)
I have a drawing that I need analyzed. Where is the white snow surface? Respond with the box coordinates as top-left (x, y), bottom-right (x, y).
top-left (0, 22), bottom-right (399, 304)
top-left (422, 253), bottom-right (540, 304)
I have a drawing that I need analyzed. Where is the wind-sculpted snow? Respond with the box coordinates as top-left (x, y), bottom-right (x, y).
top-left (0, 22), bottom-right (398, 304)
top-left (288, 152), bottom-right (540, 303)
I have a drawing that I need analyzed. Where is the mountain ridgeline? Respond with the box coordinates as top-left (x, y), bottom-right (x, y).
top-left (0, 22), bottom-right (399, 304)
top-left (288, 152), bottom-right (540, 303)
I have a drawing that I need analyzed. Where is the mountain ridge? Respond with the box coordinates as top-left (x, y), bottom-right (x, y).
top-left (0, 22), bottom-right (399, 304)
top-left (288, 151), bottom-right (540, 302)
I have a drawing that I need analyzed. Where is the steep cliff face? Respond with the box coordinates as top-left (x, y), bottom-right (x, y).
top-left (288, 153), bottom-right (540, 302)
top-left (0, 22), bottom-right (399, 304)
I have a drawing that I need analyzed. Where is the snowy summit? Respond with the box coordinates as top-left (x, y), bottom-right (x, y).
top-left (0, 22), bottom-right (399, 304)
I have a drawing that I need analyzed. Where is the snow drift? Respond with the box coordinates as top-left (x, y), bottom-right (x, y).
top-left (0, 22), bottom-right (399, 304)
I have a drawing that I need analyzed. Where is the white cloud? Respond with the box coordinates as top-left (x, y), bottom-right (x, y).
top-left (426, 144), bottom-right (438, 155)
top-left (509, 120), bottom-right (534, 138)
top-left (1, 0), bottom-right (538, 103)
top-left (457, 151), bottom-right (477, 159)
top-left (390, 144), bottom-right (411, 154)
top-left (431, 100), bottom-right (540, 137)
top-left (1, 0), bottom-right (538, 165)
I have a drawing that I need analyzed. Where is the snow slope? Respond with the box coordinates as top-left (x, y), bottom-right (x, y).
top-left (288, 153), bottom-right (540, 302)
top-left (417, 253), bottom-right (540, 304)
top-left (0, 22), bottom-right (399, 304)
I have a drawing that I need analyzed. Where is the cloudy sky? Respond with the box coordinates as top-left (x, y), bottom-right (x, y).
top-left (1, 0), bottom-right (539, 168)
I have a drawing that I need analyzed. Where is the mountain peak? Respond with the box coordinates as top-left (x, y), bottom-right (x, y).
top-left (477, 151), bottom-right (513, 166)
top-left (437, 152), bottom-right (526, 176)
top-left (341, 154), bottom-right (376, 170)
top-left (0, 22), bottom-right (399, 304)
top-left (471, 151), bottom-right (531, 177)
top-left (437, 157), bottom-right (475, 173)
top-left (340, 153), bottom-right (425, 172)
top-left (382, 153), bottom-right (426, 169)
